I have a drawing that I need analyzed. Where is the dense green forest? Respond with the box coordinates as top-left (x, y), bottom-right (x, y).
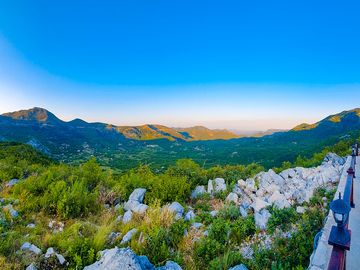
top-left (0, 136), bottom-right (356, 269)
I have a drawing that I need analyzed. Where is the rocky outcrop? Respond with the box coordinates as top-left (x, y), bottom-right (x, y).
top-left (122, 188), bottom-right (149, 224)
top-left (231, 153), bottom-right (344, 229)
top-left (84, 247), bottom-right (182, 270)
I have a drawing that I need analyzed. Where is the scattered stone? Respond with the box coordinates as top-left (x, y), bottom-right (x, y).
top-left (114, 203), bottom-right (121, 211)
top-left (83, 247), bottom-right (147, 270)
top-left (115, 215), bottom-right (123, 223)
top-left (26, 263), bottom-right (37, 270)
top-left (3, 204), bottom-right (19, 218)
top-left (184, 210), bottom-right (195, 221)
top-left (254, 209), bottom-right (271, 230)
top-left (168, 202), bottom-right (184, 219)
top-left (27, 223), bottom-right (36, 229)
top-left (6, 178), bottom-right (19, 188)
top-left (157, 261), bottom-right (182, 270)
top-left (191, 223), bottom-right (203, 230)
top-left (108, 232), bottom-right (121, 243)
top-left (239, 206), bottom-right (248, 217)
top-left (226, 192), bottom-right (239, 204)
top-left (296, 206), bottom-right (306, 214)
top-left (191, 186), bottom-right (206, 199)
top-left (207, 179), bottom-right (214, 194)
top-left (133, 204), bottom-right (149, 214)
top-left (21, 242), bottom-right (42, 255)
top-left (214, 178), bottom-right (227, 192)
top-left (229, 264), bottom-right (248, 270)
top-left (120, 228), bottom-right (138, 244)
top-left (123, 210), bottom-right (133, 224)
top-left (48, 220), bottom-right (64, 233)
top-left (210, 210), bottom-right (218, 217)
top-left (129, 188), bottom-right (147, 203)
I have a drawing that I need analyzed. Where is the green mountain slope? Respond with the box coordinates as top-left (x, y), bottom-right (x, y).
top-left (0, 107), bottom-right (359, 170)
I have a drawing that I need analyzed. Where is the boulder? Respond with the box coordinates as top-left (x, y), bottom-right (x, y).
top-left (214, 178), bottom-right (227, 192)
top-left (132, 204), bottom-right (149, 215)
top-left (184, 210), bottom-right (195, 221)
top-left (226, 193), bottom-right (239, 204)
top-left (45, 247), bottom-right (66, 265)
top-left (123, 210), bottom-right (133, 224)
top-left (121, 228), bottom-right (138, 244)
top-left (191, 223), bottom-right (203, 230)
top-left (191, 186), bottom-right (206, 199)
top-left (21, 242), bottom-right (42, 255)
top-left (254, 209), bottom-right (271, 230)
top-left (84, 247), bottom-right (148, 270)
top-left (129, 188), bottom-right (147, 203)
top-left (168, 202), bottom-right (184, 219)
top-left (124, 200), bottom-right (141, 212)
top-left (229, 264), bottom-right (248, 270)
top-left (157, 261), bottom-right (182, 270)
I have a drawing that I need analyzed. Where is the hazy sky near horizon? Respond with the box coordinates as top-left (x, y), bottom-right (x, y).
top-left (0, 1), bottom-right (359, 131)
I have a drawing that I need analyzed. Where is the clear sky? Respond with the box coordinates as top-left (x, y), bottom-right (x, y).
top-left (0, 1), bottom-right (359, 131)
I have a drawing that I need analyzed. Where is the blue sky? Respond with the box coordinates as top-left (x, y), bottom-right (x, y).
top-left (0, 1), bottom-right (359, 130)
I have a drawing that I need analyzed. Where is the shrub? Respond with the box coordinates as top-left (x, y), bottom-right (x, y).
top-left (267, 206), bottom-right (298, 234)
top-left (230, 215), bottom-right (256, 243)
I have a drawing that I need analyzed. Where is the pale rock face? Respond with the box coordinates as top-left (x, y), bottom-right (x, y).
top-left (232, 184), bottom-right (245, 196)
top-left (214, 178), bottom-right (227, 192)
top-left (191, 186), bottom-right (206, 199)
top-left (207, 179), bottom-right (214, 194)
top-left (322, 153), bottom-right (346, 166)
top-left (123, 210), bottom-right (133, 224)
top-left (254, 209), bottom-right (271, 230)
top-left (129, 188), bottom-right (147, 203)
top-left (226, 192), bottom-right (239, 204)
top-left (237, 179), bottom-right (247, 188)
top-left (121, 228), bottom-right (138, 245)
top-left (184, 210), bottom-right (196, 221)
top-left (268, 191), bottom-right (290, 209)
top-left (251, 197), bottom-right (270, 212)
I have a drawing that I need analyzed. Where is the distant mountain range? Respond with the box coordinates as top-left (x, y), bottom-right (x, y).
top-left (0, 107), bottom-right (359, 169)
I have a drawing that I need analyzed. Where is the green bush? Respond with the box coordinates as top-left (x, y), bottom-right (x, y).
top-left (267, 206), bottom-right (298, 234)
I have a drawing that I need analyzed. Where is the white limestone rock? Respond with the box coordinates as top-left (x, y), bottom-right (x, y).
top-left (254, 209), bottom-right (271, 230)
top-left (21, 242), bottom-right (42, 255)
top-left (132, 204), bottom-right (148, 214)
top-left (121, 228), bottom-right (138, 245)
top-left (83, 247), bottom-right (148, 270)
top-left (214, 178), bottom-right (227, 192)
top-left (26, 263), bottom-right (37, 270)
top-left (269, 191), bottom-right (290, 209)
top-left (296, 206), bottom-right (306, 214)
top-left (129, 188), bottom-right (147, 203)
top-left (184, 210), bottom-right (196, 221)
top-left (226, 192), bottom-right (239, 204)
top-left (168, 202), bottom-right (184, 219)
top-left (251, 197), bottom-right (270, 212)
top-left (210, 210), bottom-right (218, 217)
top-left (229, 264), bottom-right (248, 270)
top-left (157, 261), bottom-right (182, 270)
top-left (207, 179), bottom-right (214, 194)
top-left (6, 178), bottom-right (19, 188)
top-left (123, 210), bottom-right (133, 224)
top-left (191, 186), bottom-right (206, 199)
